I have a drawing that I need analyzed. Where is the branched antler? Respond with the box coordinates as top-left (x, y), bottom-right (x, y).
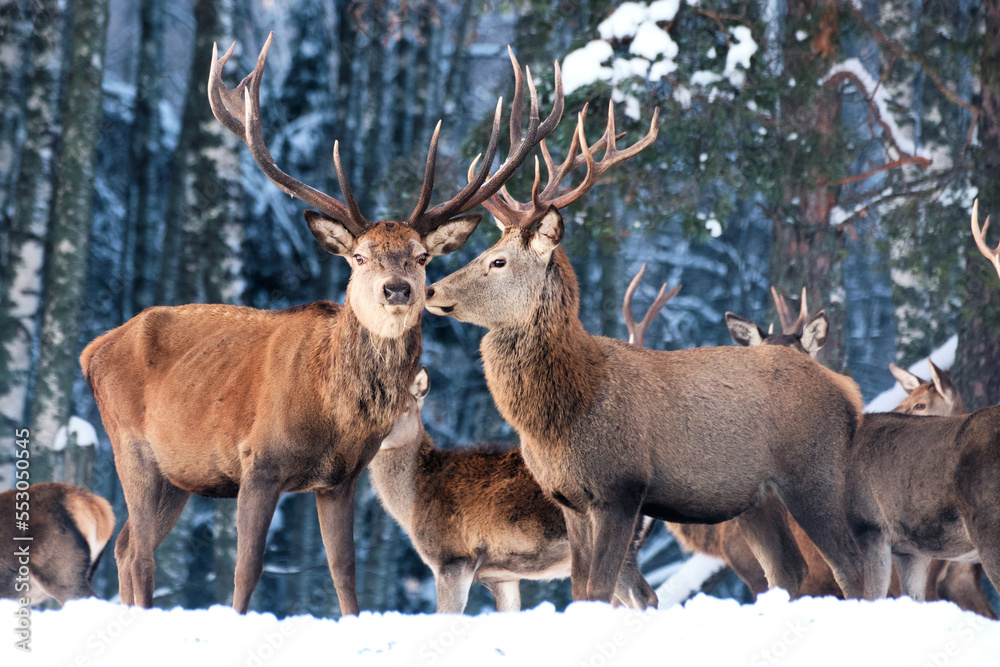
top-left (472, 96), bottom-right (660, 229)
top-left (971, 199), bottom-right (1000, 280)
top-left (770, 286), bottom-right (809, 335)
top-left (623, 264), bottom-right (681, 347)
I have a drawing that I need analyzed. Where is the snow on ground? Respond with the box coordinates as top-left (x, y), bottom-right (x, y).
top-left (4, 591), bottom-right (999, 666)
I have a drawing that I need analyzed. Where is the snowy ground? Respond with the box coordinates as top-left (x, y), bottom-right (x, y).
top-left (4, 590), bottom-right (999, 666)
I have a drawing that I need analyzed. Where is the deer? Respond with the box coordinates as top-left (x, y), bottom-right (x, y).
top-left (725, 287), bottom-right (828, 358)
top-left (81, 36), bottom-right (565, 614)
top-left (425, 96), bottom-right (882, 605)
top-left (368, 367), bottom-right (656, 612)
top-left (0, 483), bottom-right (115, 606)
top-left (830, 202), bottom-right (1000, 613)
top-left (723, 291), bottom-right (996, 616)
top-left (882, 361), bottom-right (996, 618)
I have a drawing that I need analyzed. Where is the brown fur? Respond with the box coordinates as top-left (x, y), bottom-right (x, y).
top-left (427, 210), bottom-right (877, 604)
top-left (720, 316), bottom-right (996, 616)
top-left (369, 371), bottom-right (655, 612)
top-left (83, 215), bottom-right (479, 615)
top-left (845, 407), bottom-right (1000, 618)
top-left (0, 483), bottom-right (114, 605)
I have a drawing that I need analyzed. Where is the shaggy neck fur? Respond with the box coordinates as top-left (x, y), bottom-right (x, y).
top-left (481, 246), bottom-right (604, 445)
top-left (368, 431), bottom-right (433, 529)
top-left (320, 300), bottom-right (422, 432)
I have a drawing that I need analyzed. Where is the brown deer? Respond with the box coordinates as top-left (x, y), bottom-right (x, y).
top-left (82, 37), bottom-right (564, 614)
top-left (0, 483), bottom-right (114, 605)
top-left (885, 361), bottom-right (995, 618)
top-left (425, 101), bottom-right (880, 604)
top-left (724, 295), bottom-right (996, 616)
top-left (369, 368), bottom-right (656, 612)
top-left (725, 287), bottom-right (828, 358)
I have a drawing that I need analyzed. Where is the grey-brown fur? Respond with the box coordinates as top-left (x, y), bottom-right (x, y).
top-left (427, 209), bottom-right (877, 603)
top-left (0, 483), bottom-right (114, 605)
top-left (369, 369), bottom-right (656, 612)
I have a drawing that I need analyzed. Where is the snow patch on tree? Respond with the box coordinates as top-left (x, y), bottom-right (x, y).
top-left (53, 416), bottom-right (99, 450)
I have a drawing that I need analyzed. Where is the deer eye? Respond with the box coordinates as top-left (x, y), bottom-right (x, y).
top-left (354, 254), bottom-right (366, 266)
top-left (417, 253), bottom-right (429, 266)
top-left (491, 258), bottom-right (507, 268)
top-left (913, 404), bottom-right (926, 411)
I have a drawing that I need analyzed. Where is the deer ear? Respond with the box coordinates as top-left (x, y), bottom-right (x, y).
top-left (889, 363), bottom-right (923, 393)
top-left (927, 359), bottom-right (959, 407)
top-left (800, 311), bottom-right (829, 355)
top-left (305, 210), bottom-right (358, 256)
top-left (531, 208), bottom-right (564, 257)
top-left (411, 366), bottom-right (430, 400)
top-left (422, 214), bottom-right (482, 256)
top-left (726, 313), bottom-right (765, 347)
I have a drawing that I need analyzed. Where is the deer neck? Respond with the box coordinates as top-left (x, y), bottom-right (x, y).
top-left (481, 248), bottom-right (604, 445)
top-left (367, 432), bottom-right (432, 530)
top-left (323, 301), bottom-right (422, 430)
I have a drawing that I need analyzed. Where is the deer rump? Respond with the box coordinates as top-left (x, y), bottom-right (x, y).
top-left (0, 483), bottom-right (114, 605)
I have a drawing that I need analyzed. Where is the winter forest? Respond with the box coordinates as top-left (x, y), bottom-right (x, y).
top-left (3, 0), bottom-right (1000, 626)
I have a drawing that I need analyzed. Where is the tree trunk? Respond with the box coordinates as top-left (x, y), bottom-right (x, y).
top-left (769, 0), bottom-right (846, 372)
top-left (30, 0), bottom-right (110, 467)
top-left (158, 0), bottom-right (241, 306)
top-left (0, 0), bottom-right (34, 218)
top-left (956, 0), bottom-right (1000, 410)
top-left (0, 0), bottom-right (67, 444)
top-left (122, 0), bottom-right (167, 317)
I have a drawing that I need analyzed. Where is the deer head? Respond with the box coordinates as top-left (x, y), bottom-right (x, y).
top-left (380, 367), bottom-right (429, 449)
top-left (725, 287), bottom-right (829, 358)
top-left (425, 93), bottom-right (659, 327)
top-left (889, 359), bottom-right (965, 416)
top-left (209, 36), bottom-right (559, 337)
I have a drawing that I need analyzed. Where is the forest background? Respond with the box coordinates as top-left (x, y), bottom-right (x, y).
top-left (1, 0), bottom-right (999, 616)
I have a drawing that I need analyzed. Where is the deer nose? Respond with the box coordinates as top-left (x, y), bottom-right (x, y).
top-left (426, 286), bottom-right (435, 299)
top-left (383, 281), bottom-right (411, 305)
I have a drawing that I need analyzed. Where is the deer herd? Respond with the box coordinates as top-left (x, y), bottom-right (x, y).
top-left (5, 33), bottom-right (1000, 625)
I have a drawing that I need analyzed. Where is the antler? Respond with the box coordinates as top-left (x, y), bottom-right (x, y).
top-left (209, 33), bottom-right (370, 236)
top-left (474, 93), bottom-right (660, 229)
top-left (770, 286), bottom-right (808, 335)
top-left (622, 264), bottom-right (681, 347)
top-left (971, 199), bottom-right (1000, 279)
top-left (407, 46), bottom-right (566, 234)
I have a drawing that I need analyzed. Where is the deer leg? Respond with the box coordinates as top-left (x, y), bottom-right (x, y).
top-left (722, 530), bottom-right (770, 597)
top-left (114, 441), bottom-right (183, 608)
top-left (734, 496), bottom-right (807, 597)
top-left (435, 561), bottom-right (476, 613)
top-left (779, 485), bottom-right (877, 599)
top-left (613, 525), bottom-right (658, 609)
top-left (486, 580), bottom-right (521, 612)
top-left (232, 471), bottom-right (282, 614)
top-left (586, 505), bottom-right (642, 603)
top-left (563, 509), bottom-right (593, 601)
top-left (893, 553), bottom-right (932, 601)
top-left (114, 521), bottom-right (134, 605)
top-left (316, 481), bottom-right (361, 616)
top-left (938, 563), bottom-right (997, 620)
